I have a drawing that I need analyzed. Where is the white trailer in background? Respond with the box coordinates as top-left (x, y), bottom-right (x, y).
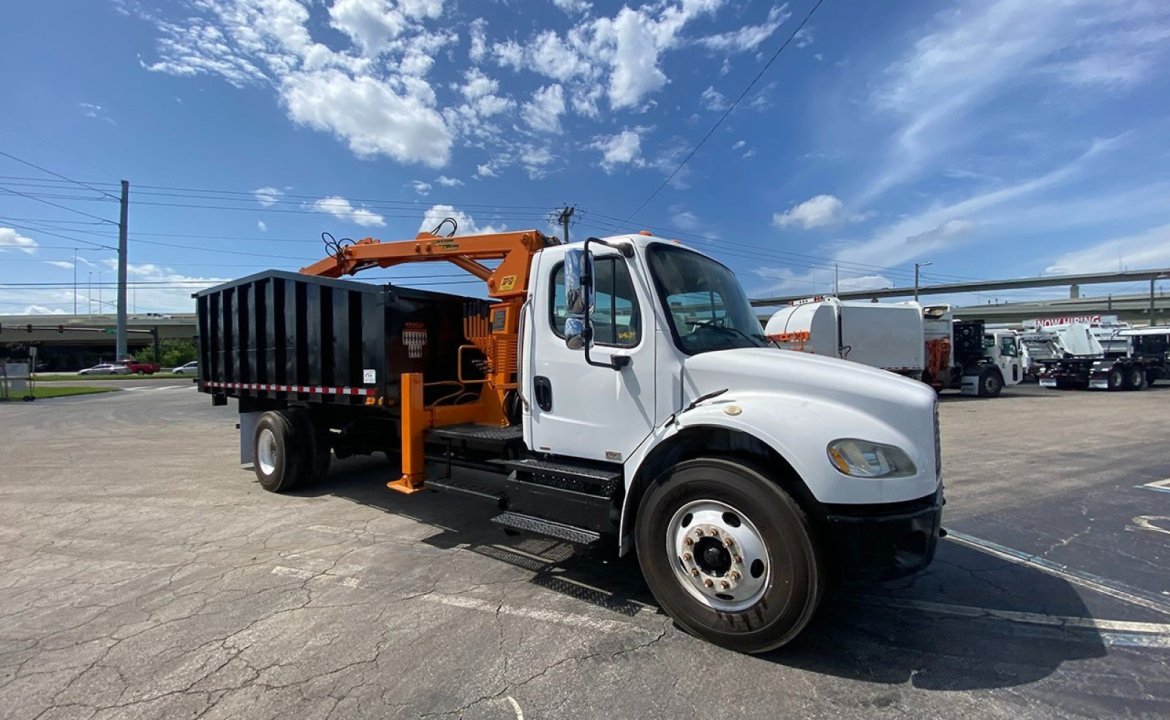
top-left (763, 297), bottom-right (925, 378)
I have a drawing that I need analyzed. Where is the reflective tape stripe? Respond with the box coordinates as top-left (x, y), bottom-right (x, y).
top-left (202, 380), bottom-right (373, 396)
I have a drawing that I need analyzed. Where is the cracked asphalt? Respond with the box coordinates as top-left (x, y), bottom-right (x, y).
top-left (2, 383), bottom-right (1168, 719)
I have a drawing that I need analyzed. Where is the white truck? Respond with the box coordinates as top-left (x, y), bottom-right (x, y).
top-left (765, 298), bottom-right (1021, 397)
top-left (1023, 322), bottom-right (1169, 390)
top-left (197, 229), bottom-right (944, 654)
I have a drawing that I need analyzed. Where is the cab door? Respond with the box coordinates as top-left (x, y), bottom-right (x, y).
top-left (524, 246), bottom-right (657, 463)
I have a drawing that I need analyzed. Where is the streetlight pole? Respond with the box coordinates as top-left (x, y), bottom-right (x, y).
top-left (914, 261), bottom-right (932, 302)
top-left (87, 272), bottom-right (93, 315)
top-left (73, 249), bottom-right (78, 315)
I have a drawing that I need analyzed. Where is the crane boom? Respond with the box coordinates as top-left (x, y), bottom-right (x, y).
top-left (299, 227), bottom-right (555, 493)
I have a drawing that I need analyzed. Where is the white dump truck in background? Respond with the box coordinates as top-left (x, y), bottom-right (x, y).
top-left (766, 298), bottom-right (1021, 397)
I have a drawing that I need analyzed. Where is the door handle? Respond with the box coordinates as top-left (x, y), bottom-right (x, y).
top-left (534, 376), bottom-right (552, 411)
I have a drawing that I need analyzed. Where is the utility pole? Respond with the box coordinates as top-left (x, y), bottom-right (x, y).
top-left (87, 272), bottom-right (93, 315)
top-left (914, 261), bottom-right (932, 303)
top-left (834, 263), bottom-right (839, 296)
top-left (116, 180), bottom-right (129, 360)
top-left (554, 205), bottom-right (576, 244)
top-left (73, 248), bottom-right (78, 315)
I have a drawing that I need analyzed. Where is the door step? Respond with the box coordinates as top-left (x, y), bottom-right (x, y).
top-left (491, 511), bottom-right (600, 545)
top-left (495, 456), bottom-right (622, 496)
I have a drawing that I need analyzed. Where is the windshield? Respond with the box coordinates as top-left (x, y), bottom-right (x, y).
top-left (646, 244), bottom-right (769, 355)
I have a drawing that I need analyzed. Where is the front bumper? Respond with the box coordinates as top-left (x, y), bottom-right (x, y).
top-left (822, 488), bottom-right (943, 584)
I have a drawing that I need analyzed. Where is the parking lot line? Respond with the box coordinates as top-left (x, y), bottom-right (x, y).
top-left (1139, 479), bottom-right (1170, 494)
top-left (847, 595), bottom-right (1170, 635)
top-left (422, 592), bottom-right (654, 635)
top-left (945, 531), bottom-right (1170, 617)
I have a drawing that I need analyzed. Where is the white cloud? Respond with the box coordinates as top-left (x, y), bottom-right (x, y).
top-left (1045, 223), bottom-right (1170, 275)
top-left (468, 17), bottom-right (487, 63)
top-left (283, 69), bottom-right (452, 166)
top-left (861, 0), bottom-right (1170, 203)
top-left (794, 27), bottom-right (814, 49)
top-left (591, 127), bottom-right (646, 172)
top-left (79, 102), bottom-right (115, 125)
top-left (732, 140), bottom-right (746, 150)
top-left (435, 175), bottom-right (463, 187)
top-left (0, 228), bottom-right (38, 254)
top-left (257, 220), bottom-right (268, 232)
top-left (492, 39), bottom-right (526, 71)
top-left (519, 145), bottom-right (556, 179)
top-left (253, 186), bottom-right (282, 206)
top-left (696, 5), bottom-right (790, 53)
top-left (773, 195), bottom-right (850, 230)
top-left (410, 180), bottom-right (432, 195)
top-left (475, 163), bottom-right (498, 178)
top-left (700, 86), bottom-right (726, 111)
top-left (45, 260), bottom-right (75, 269)
top-left (552, 0), bottom-right (592, 14)
top-left (312, 196), bottom-right (386, 227)
top-left (22, 305), bottom-right (68, 315)
top-left (523, 84), bottom-right (566, 133)
top-left (419, 204), bottom-right (505, 235)
top-left (530, 30), bottom-right (591, 81)
top-left (905, 219), bottom-right (976, 245)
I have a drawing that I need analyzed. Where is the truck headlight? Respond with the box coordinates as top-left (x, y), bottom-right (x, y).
top-left (827, 439), bottom-right (917, 479)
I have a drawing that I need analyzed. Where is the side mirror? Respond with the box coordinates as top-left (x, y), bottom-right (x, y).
top-left (563, 248), bottom-right (593, 351)
top-left (564, 316), bottom-right (590, 350)
top-left (564, 248), bottom-right (593, 316)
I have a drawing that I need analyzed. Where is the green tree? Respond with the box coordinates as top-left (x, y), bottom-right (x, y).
top-left (136, 340), bottom-right (196, 369)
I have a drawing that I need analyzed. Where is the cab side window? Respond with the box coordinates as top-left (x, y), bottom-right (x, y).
top-left (550, 258), bottom-right (641, 347)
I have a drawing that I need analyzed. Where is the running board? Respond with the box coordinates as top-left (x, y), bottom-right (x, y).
top-left (491, 512), bottom-right (601, 545)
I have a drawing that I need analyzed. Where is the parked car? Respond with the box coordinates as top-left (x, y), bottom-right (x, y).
top-left (172, 361), bottom-right (198, 375)
top-left (78, 363), bottom-right (131, 376)
top-left (119, 359), bottom-right (160, 375)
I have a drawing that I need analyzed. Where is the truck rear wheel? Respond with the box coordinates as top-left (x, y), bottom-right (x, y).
top-left (1107, 367), bottom-right (1125, 391)
top-left (1126, 366), bottom-right (1146, 391)
top-left (635, 458), bottom-right (822, 654)
top-left (253, 410), bottom-right (311, 492)
top-left (977, 367), bottom-right (1003, 398)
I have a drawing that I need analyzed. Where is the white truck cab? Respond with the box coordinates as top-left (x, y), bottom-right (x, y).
top-left (520, 235), bottom-right (943, 651)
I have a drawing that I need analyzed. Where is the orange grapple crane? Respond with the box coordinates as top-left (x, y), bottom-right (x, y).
top-left (299, 223), bottom-right (555, 493)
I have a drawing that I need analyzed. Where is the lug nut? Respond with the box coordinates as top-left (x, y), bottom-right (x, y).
top-left (734, 555), bottom-right (743, 564)
top-left (684, 537), bottom-right (694, 547)
top-left (724, 537), bottom-right (735, 547)
top-left (682, 552), bottom-right (693, 562)
top-left (709, 529), bottom-right (719, 538)
top-left (719, 581), bottom-right (730, 590)
top-left (691, 568), bottom-right (700, 577)
top-left (703, 579), bottom-right (714, 588)
top-left (730, 571), bottom-right (741, 581)
top-left (694, 529), bottom-right (704, 537)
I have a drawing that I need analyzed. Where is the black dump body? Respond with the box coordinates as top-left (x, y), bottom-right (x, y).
top-left (195, 270), bottom-right (485, 410)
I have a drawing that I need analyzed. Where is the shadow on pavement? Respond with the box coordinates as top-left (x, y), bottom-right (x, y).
top-left (300, 455), bottom-right (1106, 691)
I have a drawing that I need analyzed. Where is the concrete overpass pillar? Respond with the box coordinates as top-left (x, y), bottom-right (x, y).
top-left (1070, 284), bottom-right (1079, 299)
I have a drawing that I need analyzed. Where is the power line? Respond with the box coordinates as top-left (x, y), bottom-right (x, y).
top-left (0, 150), bottom-right (120, 199)
top-left (0, 185), bottom-right (118, 225)
top-left (627, 0), bottom-right (826, 220)
top-left (0, 218), bottom-right (117, 251)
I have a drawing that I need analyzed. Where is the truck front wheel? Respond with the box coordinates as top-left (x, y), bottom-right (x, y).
top-left (253, 410), bottom-right (310, 492)
top-left (635, 458), bottom-right (822, 654)
top-left (977, 367), bottom-right (1003, 397)
top-left (1107, 367), bottom-right (1125, 391)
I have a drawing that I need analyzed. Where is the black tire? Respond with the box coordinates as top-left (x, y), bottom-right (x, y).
top-left (253, 410), bottom-right (311, 492)
top-left (977, 367), bottom-right (1003, 398)
top-left (1107, 367), bottom-right (1125, 391)
top-left (635, 458), bottom-right (822, 654)
top-left (1126, 366), bottom-right (1146, 391)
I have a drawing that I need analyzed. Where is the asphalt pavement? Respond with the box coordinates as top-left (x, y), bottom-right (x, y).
top-left (0, 382), bottom-right (1168, 719)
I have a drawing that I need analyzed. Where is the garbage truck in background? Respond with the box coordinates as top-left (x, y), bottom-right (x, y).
top-left (195, 226), bottom-right (943, 654)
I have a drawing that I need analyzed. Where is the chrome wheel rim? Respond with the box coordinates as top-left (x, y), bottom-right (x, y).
top-left (257, 428), bottom-right (277, 476)
top-left (667, 499), bottom-right (771, 612)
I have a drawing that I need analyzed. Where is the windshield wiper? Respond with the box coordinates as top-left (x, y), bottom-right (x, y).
top-left (693, 321), bottom-right (766, 347)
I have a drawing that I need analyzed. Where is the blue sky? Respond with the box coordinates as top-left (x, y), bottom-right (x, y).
top-left (2, 0), bottom-right (1169, 315)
